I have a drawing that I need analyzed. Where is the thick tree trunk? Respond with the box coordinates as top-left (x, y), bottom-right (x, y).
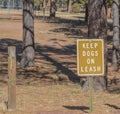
top-left (68, 0), bottom-right (72, 13)
top-left (112, 0), bottom-right (119, 71)
top-left (82, 0), bottom-right (107, 91)
top-left (50, 0), bottom-right (57, 18)
top-left (20, 0), bottom-right (35, 67)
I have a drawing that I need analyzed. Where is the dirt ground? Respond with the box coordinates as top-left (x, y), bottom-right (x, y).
top-left (0, 11), bottom-right (120, 114)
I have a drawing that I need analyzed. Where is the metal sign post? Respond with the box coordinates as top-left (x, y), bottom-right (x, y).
top-left (89, 76), bottom-right (93, 112)
top-left (77, 39), bottom-right (104, 112)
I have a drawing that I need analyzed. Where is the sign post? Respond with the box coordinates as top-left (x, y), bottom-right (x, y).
top-left (89, 76), bottom-right (93, 112)
top-left (77, 39), bottom-right (104, 112)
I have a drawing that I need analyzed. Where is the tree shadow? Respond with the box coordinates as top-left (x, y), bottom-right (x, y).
top-left (37, 15), bottom-right (118, 68)
top-left (0, 38), bottom-right (22, 62)
top-left (36, 45), bottom-right (80, 83)
top-left (0, 38), bottom-right (23, 80)
top-left (36, 16), bottom-right (88, 39)
top-left (105, 104), bottom-right (120, 110)
top-left (63, 105), bottom-right (89, 113)
top-left (48, 17), bottom-right (88, 39)
top-left (108, 84), bottom-right (120, 94)
top-left (0, 15), bottom-right (118, 86)
top-left (37, 44), bottom-right (76, 55)
top-left (0, 38), bottom-right (80, 84)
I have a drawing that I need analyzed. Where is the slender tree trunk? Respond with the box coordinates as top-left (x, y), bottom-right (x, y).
top-left (47, 0), bottom-right (51, 11)
top-left (112, 0), bottom-right (119, 71)
top-left (82, 0), bottom-right (107, 91)
top-left (85, 3), bottom-right (88, 22)
top-left (68, 0), bottom-right (72, 13)
top-left (50, 0), bottom-right (57, 18)
top-left (61, 0), bottom-right (64, 10)
top-left (43, 0), bottom-right (46, 19)
top-left (43, 0), bottom-right (46, 8)
top-left (20, 0), bottom-right (35, 67)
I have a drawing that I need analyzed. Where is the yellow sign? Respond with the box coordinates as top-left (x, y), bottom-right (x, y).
top-left (77, 39), bottom-right (104, 76)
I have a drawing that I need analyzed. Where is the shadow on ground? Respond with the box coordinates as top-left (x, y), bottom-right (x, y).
top-left (36, 16), bottom-right (88, 39)
top-left (0, 38), bottom-right (80, 85)
top-left (105, 104), bottom-right (120, 110)
top-left (63, 105), bottom-right (89, 113)
top-left (0, 16), bottom-right (120, 93)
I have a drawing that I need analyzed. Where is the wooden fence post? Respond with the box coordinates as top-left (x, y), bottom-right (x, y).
top-left (8, 46), bottom-right (16, 110)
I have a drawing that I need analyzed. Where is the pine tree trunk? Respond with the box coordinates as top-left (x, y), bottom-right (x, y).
top-left (47, 0), bottom-right (51, 11)
top-left (20, 0), bottom-right (35, 67)
top-left (82, 0), bottom-right (107, 91)
top-left (68, 0), bottom-right (72, 13)
top-left (112, 0), bottom-right (119, 71)
top-left (50, 0), bottom-right (57, 18)
top-left (43, 0), bottom-right (46, 19)
top-left (85, 3), bottom-right (88, 22)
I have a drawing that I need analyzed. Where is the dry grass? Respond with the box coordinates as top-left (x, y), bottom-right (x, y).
top-left (0, 83), bottom-right (120, 114)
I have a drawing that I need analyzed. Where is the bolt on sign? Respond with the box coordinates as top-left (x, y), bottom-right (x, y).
top-left (77, 39), bottom-right (104, 76)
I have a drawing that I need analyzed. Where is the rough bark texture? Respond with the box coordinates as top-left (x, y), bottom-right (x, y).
top-left (50, 0), bottom-right (57, 18)
top-left (82, 0), bottom-right (107, 91)
top-left (20, 0), bottom-right (35, 67)
top-left (112, 0), bottom-right (119, 71)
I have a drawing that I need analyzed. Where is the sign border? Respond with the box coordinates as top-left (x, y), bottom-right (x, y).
top-left (77, 39), bottom-right (104, 76)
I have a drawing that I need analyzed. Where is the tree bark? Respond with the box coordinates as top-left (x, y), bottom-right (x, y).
top-left (47, 0), bottom-right (51, 11)
top-left (43, 0), bottom-right (46, 19)
top-left (50, 0), bottom-right (57, 18)
top-left (21, 0), bottom-right (35, 67)
top-left (112, 0), bottom-right (119, 71)
top-left (68, 0), bottom-right (72, 13)
top-left (82, 0), bottom-right (107, 91)
top-left (85, 3), bottom-right (88, 22)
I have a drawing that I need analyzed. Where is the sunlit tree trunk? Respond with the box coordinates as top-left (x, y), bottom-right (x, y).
top-left (112, 0), bottom-right (119, 71)
top-left (68, 0), bottom-right (72, 13)
top-left (47, 0), bottom-right (51, 11)
top-left (82, 0), bottom-right (107, 91)
top-left (21, 0), bottom-right (35, 67)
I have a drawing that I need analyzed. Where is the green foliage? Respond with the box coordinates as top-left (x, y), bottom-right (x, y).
top-left (72, 3), bottom-right (80, 13)
top-left (56, 0), bottom-right (68, 8)
top-left (34, 0), bottom-right (43, 9)
top-left (75, 0), bottom-right (88, 8)
top-left (71, 0), bottom-right (88, 13)
top-left (107, 0), bottom-right (112, 7)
